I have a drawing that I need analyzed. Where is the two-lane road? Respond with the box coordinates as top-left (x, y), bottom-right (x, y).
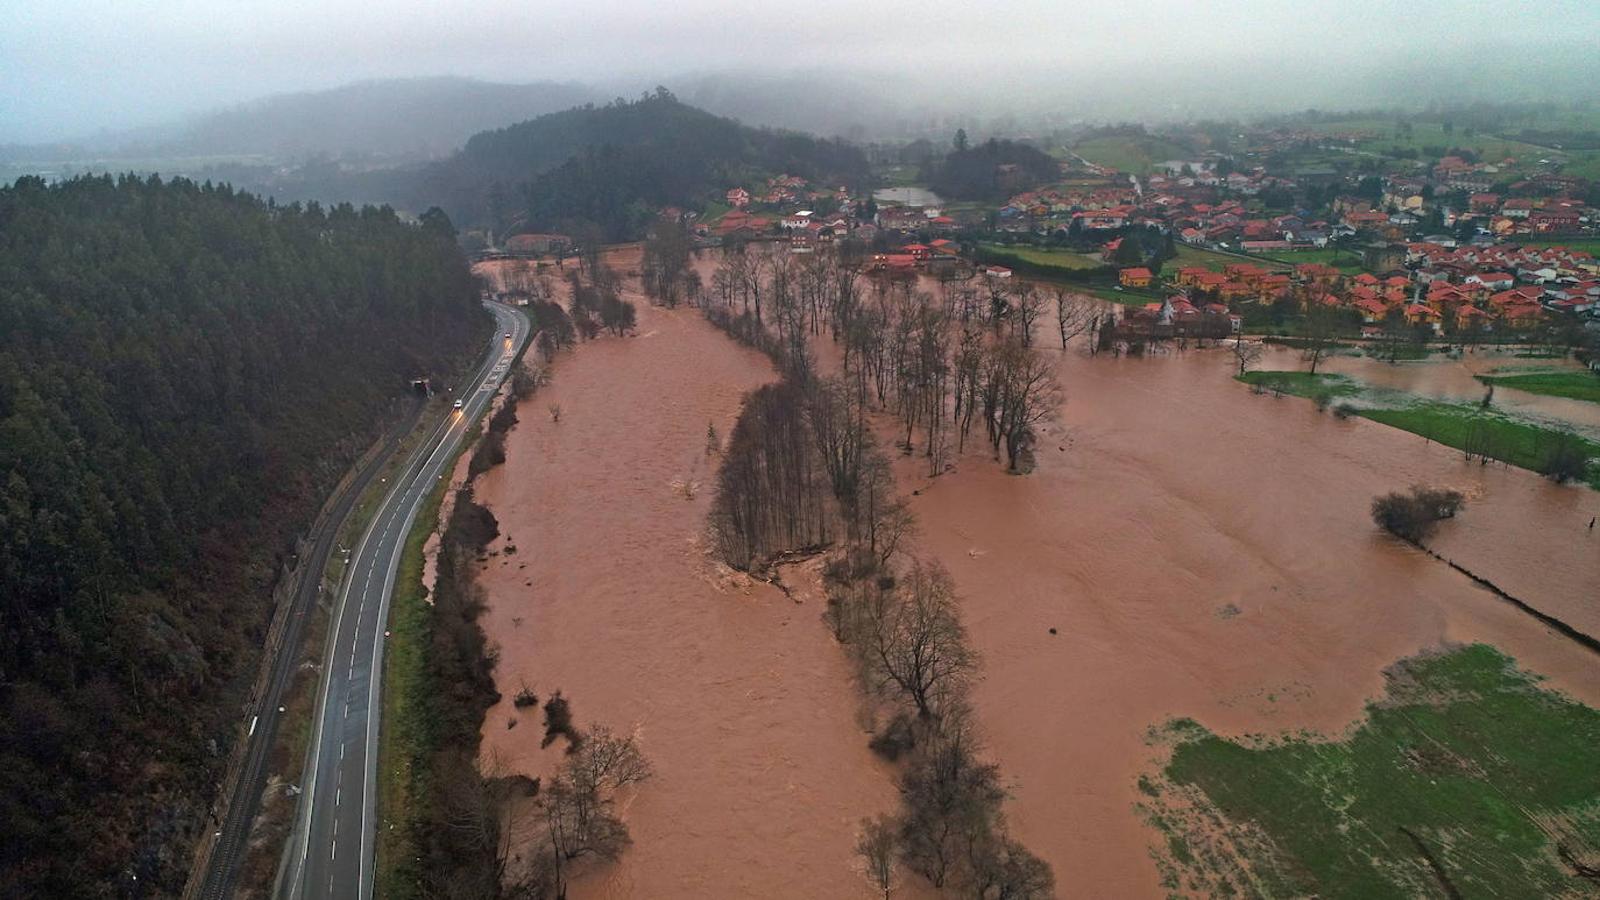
top-left (283, 301), bottom-right (528, 900)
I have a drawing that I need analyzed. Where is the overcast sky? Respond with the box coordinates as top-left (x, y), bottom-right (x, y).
top-left (6, 0), bottom-right (1600, 143)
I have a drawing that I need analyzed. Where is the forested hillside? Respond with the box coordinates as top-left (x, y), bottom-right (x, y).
top-left (425, 89), bottom-right (871, 239)
top-left (0, 174), bottom-right (488, 896)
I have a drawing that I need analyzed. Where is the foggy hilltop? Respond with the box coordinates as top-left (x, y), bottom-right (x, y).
top-left (9, 45), bottom-right (1600, 166)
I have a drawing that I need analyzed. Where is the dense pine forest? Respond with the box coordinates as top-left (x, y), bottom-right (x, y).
top-left (0, 174), bottom-right (488, 897)
top-left (421, 89), bottom-right (872, 240)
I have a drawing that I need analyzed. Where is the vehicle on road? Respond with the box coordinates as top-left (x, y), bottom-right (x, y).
top-left (453, 399), bottom-right (463, 410)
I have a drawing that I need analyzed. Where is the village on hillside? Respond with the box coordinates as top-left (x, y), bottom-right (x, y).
top-left (482, 119), bottom-right (1599, 361)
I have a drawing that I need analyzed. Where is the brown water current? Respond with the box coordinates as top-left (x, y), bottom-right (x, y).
top-left (472, 261), bottom-right (913, 898)
top-left (473, 257), bottom-right (1600, 898)
top-left (887, 344), bottom-right (1600, 897)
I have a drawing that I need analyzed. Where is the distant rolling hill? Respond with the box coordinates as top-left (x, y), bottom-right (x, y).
top-left (9, 77), bottom-right (600, 165)
top-left (153, 77), bottom-right (598, 161)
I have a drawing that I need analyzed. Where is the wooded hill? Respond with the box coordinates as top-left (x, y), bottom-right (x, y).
top-left (0, 174), bottom-right (487, 896)
top-left (419, 88), bottom-right (872, 240)
top-left (927, 137), bottom-right (1062, 201)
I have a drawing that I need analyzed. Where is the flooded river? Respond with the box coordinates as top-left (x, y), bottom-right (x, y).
top-left (472, 256), bottom-right (1600, 897)
top-left (1257, 344), bottom-right (1600, 433)
top-left (888, 344), bottom-right (1600, 897)
top-left (473, 255), bottom-right (913, 898)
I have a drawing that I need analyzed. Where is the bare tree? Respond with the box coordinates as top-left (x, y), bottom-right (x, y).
top-left (1054, 289), bottom-right (1096, 350)
top-left (857, 454), bottom-right (917, 568)
top-left (709, 381), bottom-right (830, 570)
top-left (1013, 282), bottom-right (1047, 346)
top-left (641, 220), bottom-right (693, 307)
top-left (966, 834), bottom-right (1056, 900)
top-left (568, 724), bottom-right (652, 798)
top-left (897, 709), bottom-right (1004, 887)
top-left (866, 560), bottom-right (977, 719)
top-left (857, 815), bottom-right (899, 899)
top-left (990, 339), bottom-right (1059, 473)
top-left (808, 377), bottom-right (867, 512)
top-left (1231, 335), bottom-right (1264, 376)
top-left (1371, 486), bottom-right (1465, 545)
top-left (1302, 302), bottom-right (1340, 375)
top-left (534, 725), bottom-right (652, 899)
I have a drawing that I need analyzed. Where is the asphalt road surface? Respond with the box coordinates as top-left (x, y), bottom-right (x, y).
top-left (282, 301), bottom-right (528, 900)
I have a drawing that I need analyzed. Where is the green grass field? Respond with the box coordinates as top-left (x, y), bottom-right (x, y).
top-left (1085, 285), bottom-right (1166, 306)
top-left (1303, 117), bottom-right (1552, 161)
top-left (1258, 247), bottom-right (1367, 272)
top-left (1358, 403), bottom-right (1600, 489)
top-left (979, 244), bottom-right (1105, 270)
top-left (1557, 151), bottom-right (1600, 182)
top-left (875, 165), bottom-right (924, 188)
top-left (1237, 371), bottom-right (1361, 398)
top-left (1071, 134), bottom-right (1190, 176)
top-left (374, 444), bottom-right (460, 900)
top-left (1477, 370), bottom-right (1600, 404)
top-left (974, 245), bottom-right (1156, 306)
top-left (1236, 372), bottom-right (1600, 488)
top-left (1171, 243), bottom-right (1290, 273)
top-left (697, 200), bottom-right (730, 223)
top-left (1142, 644), bottom-right (1600, 898)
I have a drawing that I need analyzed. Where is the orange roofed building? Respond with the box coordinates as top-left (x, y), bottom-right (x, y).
top-left (1119, 267), bottom-right (1154, 288)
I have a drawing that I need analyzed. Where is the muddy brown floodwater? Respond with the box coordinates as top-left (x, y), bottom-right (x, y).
top-left (474, 255), bottom-right (1600, 898)
top-left (888, 343), bottom-right (1600, 897)
top-left (473, 254), bottom-right (917, 899)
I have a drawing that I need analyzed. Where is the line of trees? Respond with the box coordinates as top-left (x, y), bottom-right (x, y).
top-left (694, 245), bottom-right (1054, 897)
top-left (825, 552), bottom-right (1052, 898)
top-left (686, 241), bottom-right (1070, 480)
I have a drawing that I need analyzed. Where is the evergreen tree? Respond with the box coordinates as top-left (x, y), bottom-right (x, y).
top-left (0, 174), bottom-right (488, 896)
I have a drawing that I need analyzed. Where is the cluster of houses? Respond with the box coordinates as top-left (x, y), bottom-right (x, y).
top-left (484, 117), bottom-right (1595, 348)
top-left (868, 238), bottom-right (965, 274)
top-left (492, 232), bottom-right (573, 258)
top-left (1122, 239), bottom-right (1598, 336)
top-left (725, 173), bottom-right (841, 209)
top-left (1390, 242), bottom-right (1600, 330)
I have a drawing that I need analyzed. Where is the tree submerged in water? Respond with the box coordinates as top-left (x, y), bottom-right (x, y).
top-left (1371, 486), bottom-right (1465, 545)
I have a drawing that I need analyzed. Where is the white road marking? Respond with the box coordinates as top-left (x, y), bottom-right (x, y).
top-left (283, 306), bottom-right (523, 900)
